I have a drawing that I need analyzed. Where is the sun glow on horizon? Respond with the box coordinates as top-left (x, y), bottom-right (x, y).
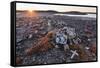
top-left (27, 9), bottom-right (37, 17)
top-left (28, 8), bottom-right (33, 13)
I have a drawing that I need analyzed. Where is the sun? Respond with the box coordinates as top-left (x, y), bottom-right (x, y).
top-left (27, 9), bottom-right (37, 17)
top-left (28, 9), bottom-right (33, 13)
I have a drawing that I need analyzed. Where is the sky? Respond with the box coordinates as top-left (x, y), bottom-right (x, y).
top-left (16, 3), bottom-right (96, 13)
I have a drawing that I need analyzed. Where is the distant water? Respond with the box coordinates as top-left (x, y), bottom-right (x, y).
top-left (54, 13), bottom-right (96, 18)
top-left (16, 12), bottom-right (96, 18)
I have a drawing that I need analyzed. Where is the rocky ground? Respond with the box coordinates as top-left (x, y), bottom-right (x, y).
top-left (16, 13), bottom-right (97, 65)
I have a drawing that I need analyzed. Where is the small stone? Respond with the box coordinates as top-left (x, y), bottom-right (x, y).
top-left (85, 47), bottom-right (90, 50)
top-left (32, 57), bottom-right (36, 61)
top-left (44, 62), bottom-right (47, 64)
top-left (28, 34), bottom-right (33, 39)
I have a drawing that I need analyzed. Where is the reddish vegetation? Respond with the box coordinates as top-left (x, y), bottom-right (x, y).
top-left (77, 48), bottom-right (89, 61)
top-left (69, 44), bottom-right (89, 61)
top-left (25, 31), bottom-right (54, 55)
top-left (16, 57), bottom-right (22, 64)
top-left (90, 43), bottom-right (96, 54)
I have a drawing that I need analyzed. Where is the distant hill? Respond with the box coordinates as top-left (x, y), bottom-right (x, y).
top-left (35, 10), bottom-right (58, 13)
top-left (16, 10), bottom-right (96, 15)
top-left (61, 11), bottom-right (87, 15)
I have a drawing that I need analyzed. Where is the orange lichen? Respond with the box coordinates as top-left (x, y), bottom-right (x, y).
top-left (25, 31), bottom-right (54, 55)
top-left (77, 48), bottom-right (89, 61)
top-left (69, 44), bottom-right (89, 61)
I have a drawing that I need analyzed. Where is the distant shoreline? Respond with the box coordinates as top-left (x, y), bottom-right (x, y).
top-left (16, 10), bottom-right (96, 15)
